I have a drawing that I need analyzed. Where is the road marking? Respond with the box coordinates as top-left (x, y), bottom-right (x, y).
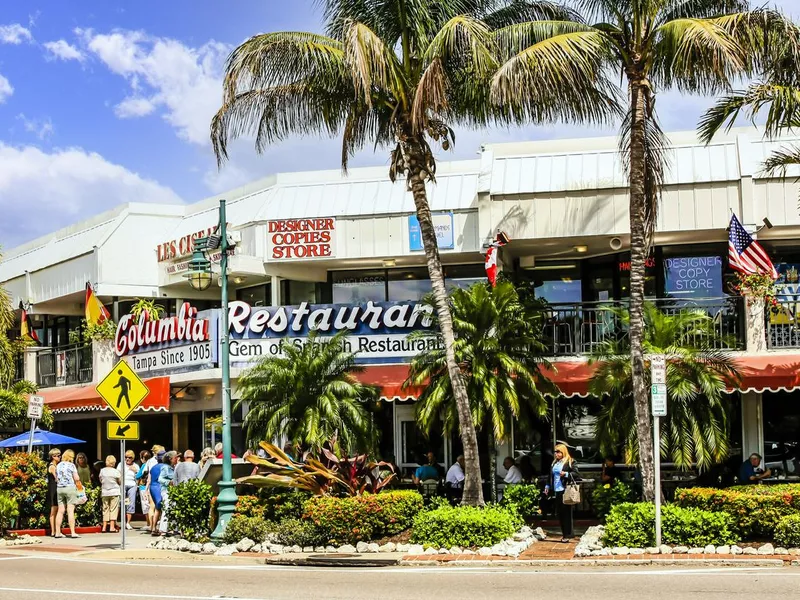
top-left (8, 555), bottom-right (790, 576)
top-left (0, 588), bottom-right (270, 600)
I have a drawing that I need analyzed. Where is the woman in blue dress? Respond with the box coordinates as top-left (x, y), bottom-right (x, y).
top-left (147, 451), bottom-right (166, 536)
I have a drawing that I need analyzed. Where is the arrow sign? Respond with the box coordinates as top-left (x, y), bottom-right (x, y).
top-left (107, 420), bottom-right (140, 441)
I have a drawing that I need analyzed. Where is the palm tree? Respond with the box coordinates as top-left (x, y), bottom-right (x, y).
top-left (407, 280), bottom-right (556, 500)
top-left (589, 303), bottom-right (739, 471)
top-left (0, 259), bottom-right (15, 390)
top-left (0, 380), bottom-right (53, 430)
top-left (236, 331), bottom-right (379, 455)
top-left (210, 0), bottom-right (612, 505)
top-left (491, 0), bottom-right (792, 500)
top-left (699, 28), bottom-right (800, 176)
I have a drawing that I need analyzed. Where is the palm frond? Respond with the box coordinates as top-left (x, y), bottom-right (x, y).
top-left (763, 145), bottom-right (800, 175)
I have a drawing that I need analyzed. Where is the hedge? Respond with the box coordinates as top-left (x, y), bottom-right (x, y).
top-left (674, 485), bottom-right (800, 539)
top-left (775, 514), bottom-right (800, 548)
top-left (411, 505), bottom-right (521, 549)
top-left (603, 503), bottom-right (738, 548)
top-left (303, 491), bottom-right (423, 546)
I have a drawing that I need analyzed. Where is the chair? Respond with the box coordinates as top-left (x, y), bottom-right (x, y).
top-left (421, 479), bottom-right (439, 497)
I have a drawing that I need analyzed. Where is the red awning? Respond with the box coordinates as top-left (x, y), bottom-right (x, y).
top-left (735, 354), bottom-right (800, 394)
top-left (36, 377), bottom-right (171, 415)
top-left (354, 364), bottom-right (423, 402)
top-left (542, 361), bottom-right (597, 398)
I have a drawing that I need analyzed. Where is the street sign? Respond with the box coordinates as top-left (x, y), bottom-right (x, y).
top-left (650, 355), bottom-right (666, 385)
top-left (107, 420), bottom-right (140, 441)
top-left (651, 383), bottom-right (667, 416)
top-left (96, 360), bottom-right (150, 421)
top-left (27, 395), bottom-right (44, 420)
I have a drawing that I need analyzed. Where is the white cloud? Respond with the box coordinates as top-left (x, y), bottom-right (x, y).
top-left (0, 143), bottom-right (183, 247)
top-left (0, 24), bottom-right (32, 44)
top-left (43, 40), bottom-right (86, 62)
top-left (16, 114), bottom-right (54, 140)
top-left (78, 28), bottom-right (228, 145)
top-left (0, 74), bottom-right (13, 103)
top-left (114, 96), bottom-right (157, 118)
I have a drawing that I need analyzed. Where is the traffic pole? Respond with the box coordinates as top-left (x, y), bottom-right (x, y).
top-left (654, 415), bottom-right (662, 548)
top-left (26, 418), bottom-right (36, 454)
top-left (120, 440), bottom-right (126, 550)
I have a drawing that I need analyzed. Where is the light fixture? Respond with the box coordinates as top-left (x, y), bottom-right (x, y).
top-left (529, 262), bottom-right (578, 271)
top-left (233, 276), bottom-right (246, 285)
top-left (382, 259), bottom-right (397, 268)
top-left (574, 245), bottom-right (588, 253)
top-left (185, 246), bottom-right (212, 291)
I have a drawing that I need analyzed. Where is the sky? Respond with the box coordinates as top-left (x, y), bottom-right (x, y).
top-left (0, 0), bottom-right (797, 249)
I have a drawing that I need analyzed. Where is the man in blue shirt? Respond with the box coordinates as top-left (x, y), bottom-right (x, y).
top-left (413, 452), bottom-right (441, 484)
top-left (739, 453), bottom-right (771, 484)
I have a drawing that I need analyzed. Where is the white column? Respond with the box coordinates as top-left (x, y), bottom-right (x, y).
top-left (270, 276), bottom-right (281, 306)
top-left (741, 391), bottom-right (764, 460)
top-left (23, 347), bottom-right (38, 383)
top-left (745, 295), bottom-right (767, 354)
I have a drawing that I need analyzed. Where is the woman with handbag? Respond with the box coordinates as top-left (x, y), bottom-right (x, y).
top-left (54, 449), bottom-right (83, 539)
top-left (544, 444), bottom-right (581, 542)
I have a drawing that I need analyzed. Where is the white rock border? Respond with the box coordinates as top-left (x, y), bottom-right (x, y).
top-left (573, 526), bottom-right (799, 558)
top-left (148, 525), bottom-right (548, 558)
top-left (0, 535), bottom-right (41, 547)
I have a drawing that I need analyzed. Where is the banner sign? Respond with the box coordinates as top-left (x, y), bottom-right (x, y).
top-left (664, 256), bottom-right (723, 298)
top-left (267, 218), bottom-right (336, 260)
top-left (227, 300), bottom-right (439, 365)
top-left (116, 303), bottom-right (218, 374)
top-left (409, 213), bottom-right (454, 251)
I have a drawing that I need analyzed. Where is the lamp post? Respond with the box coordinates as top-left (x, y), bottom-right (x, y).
top-left (185, 199), bottom-right (237, 539)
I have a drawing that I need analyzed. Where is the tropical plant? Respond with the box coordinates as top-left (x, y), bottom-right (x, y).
top-left (241, 441), bottom-right (396, 497)
top-left (68, 319), bottom-right (117, 346)
top-left (407, 280), bottom-right (555, 500)
top-left (0, 380), bottom-right (53, 430)
top-left (411, 504), bottom-right (521, 548)
top-left (589, 304), bottom-right (740, 471)
top-left (237, 331), bottom-right (379, 455)
top-left (129, 298), bottom-right (166, 321)
top-left (500, 484), bottom-right (541, 521)
top-left (590, 480), bottom-right (638, 521)
top-left (0, 492), bottom-right (19, 535)
top-left (491, 0), bottom-right (793, 501)
top-left (210, 0), bottom-right (612, 506)
top-left (699, 23), bottom-right (800, 176)
top-left (0, 451), bottom-right (48, 529)
top-left (0, 267), bottom-right (15, 390)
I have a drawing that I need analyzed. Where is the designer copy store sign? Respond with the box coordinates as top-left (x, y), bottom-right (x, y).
top-left (115, 303), bottom-right (219, 375)
top-left (227, 300), bottom-right (441, 365)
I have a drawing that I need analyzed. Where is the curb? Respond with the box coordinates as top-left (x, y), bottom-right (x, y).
top-left (401, 557), bottom-right (794, 567)
top-left (264, 554), bottom-right (402, 568)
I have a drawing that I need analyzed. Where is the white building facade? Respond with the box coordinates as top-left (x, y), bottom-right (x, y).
top-left (3, 127), bottom-right (800, 482)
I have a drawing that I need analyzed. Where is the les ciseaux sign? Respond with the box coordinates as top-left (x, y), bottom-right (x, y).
top-left (115, 300), bottom-right (439, 373)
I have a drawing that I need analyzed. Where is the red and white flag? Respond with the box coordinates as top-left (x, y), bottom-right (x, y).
top-left (485, 233), bottom-right (509, 287)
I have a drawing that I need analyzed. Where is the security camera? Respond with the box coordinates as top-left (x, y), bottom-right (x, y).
top-left (763, 217), bottom-right (773, 229)
top-left (609, 237), bottom-right (623, 251)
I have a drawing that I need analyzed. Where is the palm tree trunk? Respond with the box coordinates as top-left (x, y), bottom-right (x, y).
top-left (403, 140), bottom-right (484, 507)
top-left (626, 76), bottom-right (656, 502)
top-left (488, 433), bottom-right (497, 503)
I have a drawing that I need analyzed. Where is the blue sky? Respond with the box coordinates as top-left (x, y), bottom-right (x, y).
top-left (0, 0), bottom-right (796, 248)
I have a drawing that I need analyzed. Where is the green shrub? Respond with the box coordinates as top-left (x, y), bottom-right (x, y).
top-left (501, 484), bottom-right (541, 520)
top-left (775, 514), bottom-right (800, 548)
top-left (0, 491), bottom-right (19, 534)
top-left (75, 486), bottom-right (102, 527)
top-left (303, 491), bottom-right (423, 545)
top-left (166, 480), bottom-right (214, 542)
top-left (259, 489), bottom-right (310, 521)
top-left (223, 515), bottom-right (272, 545)
top-left (271, 517), bottom-right (324, 547)
top-left (411, 505), bottom-right (518, 548)
top-left (234, 495), bottom-right (265, 519)
top-left (675, 485), bottom-right (800, 539)
top-left (591, 481), bottom-right (638, 521)
top-left (603, 503), bottom-right (738, 548)
top-left (0, 452), bottom-right (47, 529)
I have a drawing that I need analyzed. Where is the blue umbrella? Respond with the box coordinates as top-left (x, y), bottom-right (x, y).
top-left (0, 428), bottom-right (85, 448)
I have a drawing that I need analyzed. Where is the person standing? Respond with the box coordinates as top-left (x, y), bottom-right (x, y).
top-left (46, 448), bottom-right (61, 537)
top-left (119, 450), bottom-right (139, 530)
top-left (75, 452), bottom-right (92, 488)
top-left (54, 449), bottom-right (82, 539)
top-left (135, 450), bottom-right (153, 530)
top-left (173, 450), bottom-right (200, 485)
top-left (198, 447), bottom-right (214, 470)
top-left (157, 451), bottom-right (178, 535)
top-left (99, 455), bottom-right (122, 533)
top-left (147, 449), bottom-right (166, 536)
top-left (544, 444), bottom-right (581, 543)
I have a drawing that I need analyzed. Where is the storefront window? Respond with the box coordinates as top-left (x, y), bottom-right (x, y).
top-left (332, 270), bottom-right (386, 303)
top-left (763, 392), bottom-right (800, 476)
top-left (237, 283), bottom-right (271, 307)
top-left (445, 264), bottom-right (485, 291)
top-left (388, 268), bottom-right (431, 301)
top-left (663, 256), bottom-right (724, 300)
top-left (286, 280), bottom-right (318, 304)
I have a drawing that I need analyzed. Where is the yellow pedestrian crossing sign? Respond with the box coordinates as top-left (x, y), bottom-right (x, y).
top-left (96, 360), bottom-right (149, 421)
top-left (107, 420), bottom-right (140, 441)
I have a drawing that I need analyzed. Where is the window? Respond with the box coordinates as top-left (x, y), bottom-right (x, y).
top-left (237, 283), bottom-right (271, 307)
top-left (535, 279), bottom-right (582, 304)
top-left (388, 268), bottom-right (430, 301)
top-left (286, 280), bottom-right (319, 304)
top-left (332, 270), bottom-right (386, 303)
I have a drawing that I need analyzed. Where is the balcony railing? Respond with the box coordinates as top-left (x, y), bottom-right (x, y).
top-left (536, 297), bottom-right (746, 356)
top-left (767, 296), bottom-right (800, 350)
top-left (37, 344), bottom-right (93, 388)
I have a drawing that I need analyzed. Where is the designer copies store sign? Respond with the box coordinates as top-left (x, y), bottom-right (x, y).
top-left (227, 300), bottom-right (440, 365)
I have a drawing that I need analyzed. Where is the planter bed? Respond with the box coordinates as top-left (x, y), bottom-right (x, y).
top-left (11, 526), bottom-right (101, 537)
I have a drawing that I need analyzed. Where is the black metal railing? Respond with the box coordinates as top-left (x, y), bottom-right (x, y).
top-left (535, 297), bottom-right (746, 356)
top-left (767, 295), bottom-right (800, 349)
top-left (36, 344), bottom-right (93, 388)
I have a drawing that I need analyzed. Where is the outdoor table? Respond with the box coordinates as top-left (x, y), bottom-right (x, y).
top-left (761, 476), bottom-right (800, 484)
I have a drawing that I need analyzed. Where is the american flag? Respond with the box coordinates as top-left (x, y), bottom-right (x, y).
top-left (728, 214), bottom-right (778, 279)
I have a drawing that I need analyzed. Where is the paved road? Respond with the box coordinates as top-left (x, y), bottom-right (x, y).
top-left (0, 555), bottom-right (798, 600)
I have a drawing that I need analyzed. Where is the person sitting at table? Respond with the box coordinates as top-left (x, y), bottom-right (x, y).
top-left (739, 453), bottom-right (771, 484)
top-left (601, 456), bottom-right (622, 485)
top-left (412, 452), bottom-right (440, 485)
top-left (502, 456), bottom-right (523, 485)
top-left (445, 455), bottom-right (465, 488)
